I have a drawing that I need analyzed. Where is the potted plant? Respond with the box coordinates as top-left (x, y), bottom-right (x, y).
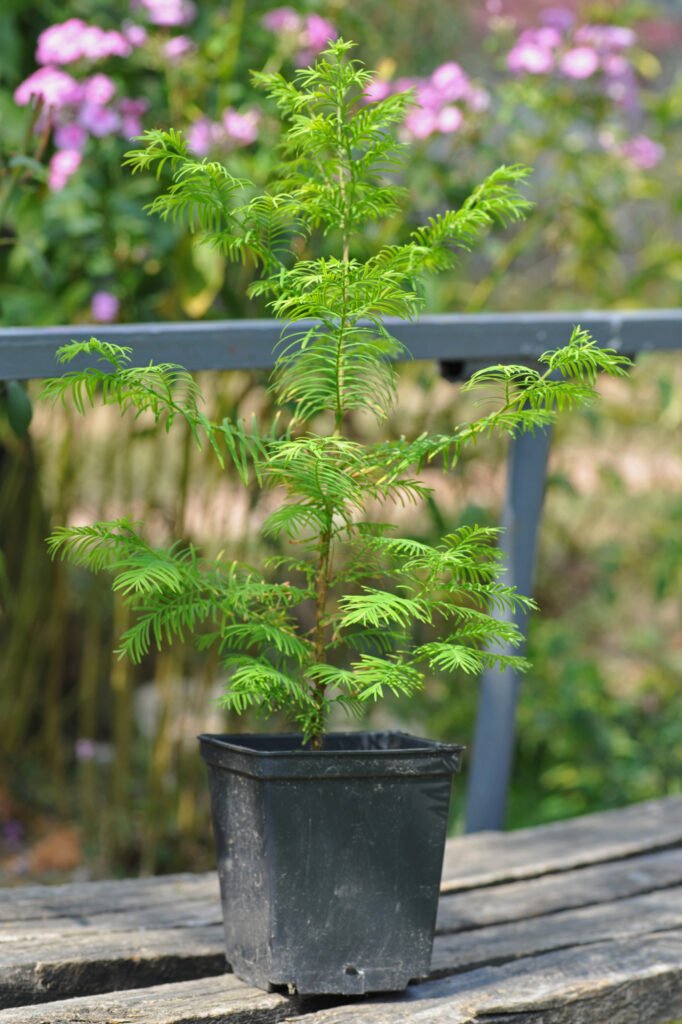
top-left (43, 40), bottom-right (629, 996)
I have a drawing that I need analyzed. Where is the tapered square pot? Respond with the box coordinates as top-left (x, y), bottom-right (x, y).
top-left (198, 730), bottom-right (463, 995)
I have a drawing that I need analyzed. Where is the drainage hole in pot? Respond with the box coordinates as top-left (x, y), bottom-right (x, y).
top-left (345, 966), bottom-right (359, 976)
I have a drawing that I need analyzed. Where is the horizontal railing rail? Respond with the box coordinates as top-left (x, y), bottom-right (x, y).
top-left (2, 308), bottom-right (681, 831)
top-left (1, 309), bottom-right (681, 380)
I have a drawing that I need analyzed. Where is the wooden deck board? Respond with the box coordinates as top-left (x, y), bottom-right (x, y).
top-left (2, 934), bottom-right (680, 1024)
top-left (1, 796), bottom-right (680, 1023)
top-left (293, 933), bottom-right (682, 1024)
top-left (440, 796), bottom-right (682, 891)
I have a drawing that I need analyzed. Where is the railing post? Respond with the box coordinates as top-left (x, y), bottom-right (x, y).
top-left (464, 423), bottom-right (553, 832)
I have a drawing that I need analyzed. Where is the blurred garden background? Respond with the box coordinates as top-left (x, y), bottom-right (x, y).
top-left (1, 0), bottom-right (681, 882)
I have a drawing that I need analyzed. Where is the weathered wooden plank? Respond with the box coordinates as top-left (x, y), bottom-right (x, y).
top-left (289, 933), bottom-right (682, 1024)
top-left (437, 847), bottom-right (682, 932)
top-left (0, 895), bottom-right (222, 937)
top-left (442, 795), bottom-right (682, 891)
top-left (2, 933), bottom-right (680, 1024)
top-left (0, 974), bottom-right (292, 1024)
top-left (3, 847), bottom-right (680, 946)
top-left (0, 873), bottom-right (219, 924)
top-left (432, 885), bottom-right (682, 976)
top-left (1, 799), bottom-right (680, 1015)
top-left (3, 881), bottom-right (681, 1009)
top-left (0, 925), bottom-right (226, 1010)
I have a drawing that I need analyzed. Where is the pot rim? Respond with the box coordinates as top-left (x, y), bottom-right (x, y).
top-left (198, 729), bottom-right (464, 757)
top-left (198, 730), bottom-right (464, 780)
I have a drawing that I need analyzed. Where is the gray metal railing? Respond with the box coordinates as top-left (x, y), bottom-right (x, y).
top-left (2, 308), bottom-right (681, 831)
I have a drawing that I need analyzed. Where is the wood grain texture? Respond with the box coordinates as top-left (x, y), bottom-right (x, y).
top-left (3, 848), bottom-right (680, 944)
top-left (0, 975), bottom-right (292, 1024)
top-left (0, 874), bottom-right (219, 925)
top-left (441, 796), bottom-right (682, 891)
top-left (2, 934), bottom-right (680, 1024)
top-left (432, 885), bottom-right (682, 976)
top-left (437, 847), bottom-right (682, 932)
top-left (289, 933), bottom-right (682, 1024)
top-left (3, 880), bottom-right (681, 1010)
top-left (0, 926), bottom-right (226, 1009)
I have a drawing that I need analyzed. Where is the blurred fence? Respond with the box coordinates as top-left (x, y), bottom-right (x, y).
top-left (2, 308), bottom-right (681, 831)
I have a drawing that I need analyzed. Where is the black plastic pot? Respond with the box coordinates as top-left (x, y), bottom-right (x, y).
top-left (198, 730), bottom-right (463, 996)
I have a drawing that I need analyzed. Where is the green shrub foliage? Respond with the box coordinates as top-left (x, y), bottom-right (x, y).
top-left (44, 41), bottom-right (630, 747)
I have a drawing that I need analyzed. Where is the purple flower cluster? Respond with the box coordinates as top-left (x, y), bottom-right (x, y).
top-left (506, 11), bottom-right (639, 102)
top-left (503, 11), bottom-right (664, 170)
top-left (187, 108), bottom-right (262, 156)
top-left (599, 130), bottom-right (665, 171)
top-left (261, 8), bottom-right (337, 66)
top-left (36, 19), bottom-right (132, 65)
top-left (365, 62), bottom-right (488, 142)
top-left (163, 35), bottom-right (196, 60)
top-left (90, 291), bottom-right (120, 322)
top-left (133, 0), bottom-right (196, 27)
top-left (13, 14), bottom-right (152, 192)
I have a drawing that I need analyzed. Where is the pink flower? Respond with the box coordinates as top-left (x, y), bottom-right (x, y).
top-left (559, 46), bottom-right (600, 79)
top-left (101, 30), bottom-right (132, 58)
top-left (303, 14), bottom-right (337, 52)
top-left (83, 73), bottom-right (116, 106)
top-left (119, 97), bottom-right (149, 117)
top-left (74, 738), bottom-right (114, 763)
top-left (404, 107), bottom-right (438, 140)
top-left (430, 62), bottom-right (470, 102)
top-left (120, 114), bottom-right (143, 138)
top-left (602, 54), bottom-right (629, 77)
top-left (135, 0), bottom-right (196, 27)
top-left (14, 67), bottom-right (83, 108)
top-left (518, 27), bottom-right (562, 50)
top-left (363, 79), bottom-right (392, 104)
top-left (80, 26), bottom-right (131, 61)
top-left (222, 108), bottom-right (260, 146)
top-left (466, 86), bottom-right (490, 112)
top-left (48, 148), bottom-right (82, 190)
top-left (53, 122), bottom-right (88, 150)
top-left (74, 737), bottom-right (97, 761)
top-left (507, 42), bottom-right (554, 74)
top-left (187, 118), bottom-right (215, 156)
top-left (78, 103), bottom-right (121, 137)
top-left (261, 7), bottom-right (302, 34)
top-left (416, 83), bottom-right (446, 112)
top-left (91, 291), bottom-right (120, 322)
top-left (620, 135), bottom-right (664, 170)
top-left (393, 77), bottom-right (419, 95)
top-left (605, 73), bottom-right (639, 112)
top-left (163, 35), bottom-right (195, 60)
top-left (123, 22), bottom-right (148, 46)
top-left (36, 19), bottom-right (88, 65)
top-left (575, 25), bottom-right (636, 51)
top-left (436, 106), bottom-right (463, 133)
top-left (37, 20), bottom-right (132, 63)
top-left (118, 96), bottom-right (149, 138)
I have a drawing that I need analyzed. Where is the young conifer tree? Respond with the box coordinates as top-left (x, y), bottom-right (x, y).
top-left (44, 41), bottom-right (630, 749)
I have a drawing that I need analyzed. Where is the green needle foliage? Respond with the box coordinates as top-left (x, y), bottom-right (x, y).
top-left (44, 41), bottom-right (631, 748)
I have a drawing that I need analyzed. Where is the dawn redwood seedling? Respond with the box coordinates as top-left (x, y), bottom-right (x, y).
top-left (44, 41), bottom-right (630, 749)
